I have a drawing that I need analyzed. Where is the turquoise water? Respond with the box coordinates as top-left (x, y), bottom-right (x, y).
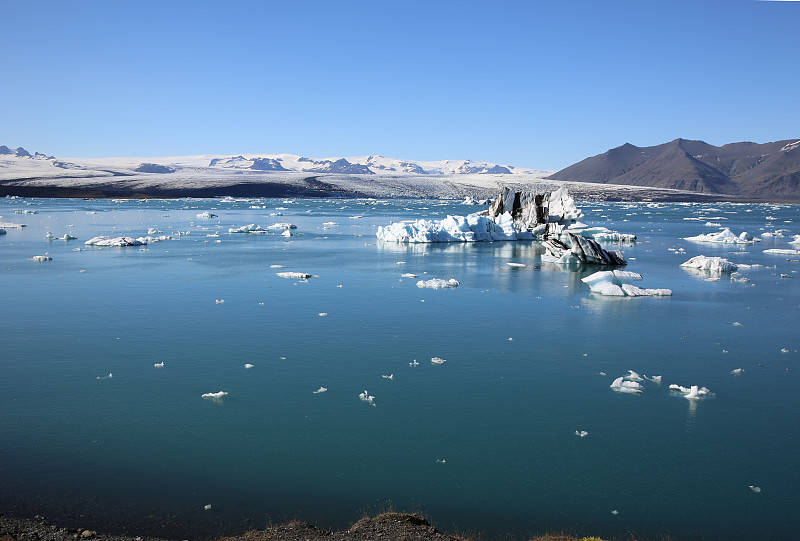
top-left (1, 197), bottom-right (798, 540)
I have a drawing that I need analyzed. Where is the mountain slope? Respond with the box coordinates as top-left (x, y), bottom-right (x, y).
top-left (549, 138), bottom-right (800, 200)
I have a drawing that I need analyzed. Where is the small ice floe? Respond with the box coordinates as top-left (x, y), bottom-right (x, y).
top-left (610, 376), bottom-right (643, 394)
top-left (382, 374), bottom-right (394, 380)
top-left (322, 221), bottom-right (338, 226)
top-left (611, 510), bottom-right (619, 516)
top-left (645, 374), bottom-right (662, 383)
top-left (0, 221), bottom-right (26, 229)
top-left (409, 359), bottom-right (419, 367)
top-left (582, 270), bottom-right (672, 297)
top-left (270, 264), bottom-right (285, 268)
top-left (669, 384), bottom-right (713, 400)
top-left (267, 223), bottom-right (297, 230)
top-left (416, 278), bottom-right (460, 289)
top-left (96, 373), bottom-right (113, 380)
top-left (46, 232), bottom-right (78, 241)
top-left (575, 430), bottom-right (589, 438)
top-left (684, 228), bottom-right (756, 244)
top-left (204, 504), bottom-right (212, 510)
top-left (436, 458), bottom-right (446, 464)
top-left (763, 248), bottom-right (800, 256)
top-left (154, 362), bottom-right (164, 368)
top-left (318, 312), bottom-right (328, 317)
top-left (196, 212), bottom-right (218, 218)
top-left (727, 321), bottom-right (743, 327)
top-left (281, 229), bottom-right (292, 237)
top-left (313, 387), bottom-right (327, 394)
top-left (431, 357), bottom-right (447, 364)
top-left (244, 363), bottom-right (254, 369)
top-left (396, 261), bottom-right (407, 265)
top-left (680, 255), bottom-right (738, 274)
top-left (731, 368), bottom-right (744, 376)
top-left (624, 370), bottom-right (644, 382)
top-left (229, 224), bottom-right (268, 234)
top-left (401, 273), bottom-right (419, 278)
top-left (506, 262), bottom-right (526, 267)
top-left (358, 390), bottom-right (375, 405)
top-left (749, 485), bottom-right (762, 493)
top-left (508, 337), bottom-right (513, 341)
top-left (215, 299), bottom-right (224, 304)
top-left (781, 348), bottom-right (790, 353)
top-left (29, 255), bottom-right (52, 262)
top-left (202, 391), bottom-right (228, 400)
top-left (276, 272), bottom-right (312, 279)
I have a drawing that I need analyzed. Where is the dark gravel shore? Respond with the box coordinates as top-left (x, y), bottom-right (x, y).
top-left (0, 513), bottom-right (477, 541)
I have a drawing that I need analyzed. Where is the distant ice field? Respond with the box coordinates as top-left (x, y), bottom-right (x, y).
top-left (1, 196), bottom-right (798, 540)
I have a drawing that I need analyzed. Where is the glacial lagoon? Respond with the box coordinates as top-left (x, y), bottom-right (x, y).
top-left (1, 196), bottom-right (799, 540)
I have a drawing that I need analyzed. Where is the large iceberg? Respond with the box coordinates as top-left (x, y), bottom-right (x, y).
top-left (680, 255), bottom-right (738, 273)
top-left (581, 269), bottom-right (672, 296)
top-left (377, 187), bottom-right (634, 249)
top-left (543, 234), bottom-right (627, 266)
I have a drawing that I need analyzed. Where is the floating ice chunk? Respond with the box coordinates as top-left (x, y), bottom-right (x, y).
top-left (582, 270), bottom-right (671, 297)
top-left (624, 370), bottom-right (644, 382)
top-left (416, 278), bottom-right (460, 289)
top-left (610, 376), bottom-right (643, 393)
top-left (0, 222), bottom-right (26, 229)
top-left (781, 348), bottom-right (790, 353)
top-left (763, 248), bottom-right (800, 256)
top-left (749, 485), bottom-right (761, 493)
top-left (611, 510), bottom-right (619, 516)
top-left (431, 357), bottom-right (447, 364)
top-left (645, 375), bottom-right (662, 383)
top-left (46, 232), bottom-right (78, 241)
top-left (270, 264), bottom-right (285, 268)
top-left (202, 391), bottom-right (228, 399)
top-left (684, 228), bottom-right (756, 244)
top-left (669, 384), bottom-right (713, 400)
top-left (542, 234), bottom-right (627, 266)
top-left (313, 386), bottom-right (327, 394)
top-left (229, 224), bottom-right (268, 234)
top-left (96, 373), bottom-right (113, 380)
top-left (29, 255), bottom-right (52, 262)
top-left (680, 255), bottom-right (738, 273)
top-left (215, 299), bottom-right (224, 304)
top-left (244, 363), bottom-right (254, 369)
top-left (276, 272), bottom-right (312, 279)
top-left (731, 368), bottom-right (744, 375)
top-left (401, 273), bottom-right (419, 278)
top-left (85, 236), bottom-right (147, 246)
top-left (204, 504), bottom-right (212, 510)
top-left (281, 229), bottom-right (292, 237)
top-left (382, 374), bottom-right (394, 380)
top-left (506, 262), bottom-right (526, 267)
top-left (791, 235), bottom-right (800, 245)
top-left (436, 458), bottom-right (446, 463)
top-left (575, 430), bottom-right (589, 437)
top-left (409, 359), bottom-right (419, 367)
top-left (196, 212), bottom-right (218, 218)
top-left (358, 390), bottom-right (375, 405)
top-left (154, 362), bottom-right (164, 368)
top-left (728, 321), bottom-right (742, 326)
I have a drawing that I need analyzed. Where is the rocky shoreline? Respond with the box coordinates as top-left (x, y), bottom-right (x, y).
top-left (0, 512), bottom-right (480, 541)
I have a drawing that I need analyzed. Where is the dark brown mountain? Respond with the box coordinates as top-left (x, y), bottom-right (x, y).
top-left (549, 138), bottom-right (800, 200)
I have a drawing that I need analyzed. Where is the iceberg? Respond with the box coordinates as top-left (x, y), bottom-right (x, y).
top-left (610, 376), bottom-right (643, 394)
top-left (680, 255), bottom-right (738, 273)
top-left (544, 234), bottom-right (627, 266)
top-left (669, 384), bottom-right (713, 400)
top-left (684, 228), bottom-right (756, 244)
top-left (763, 248), bottom-right (800, 256)
top-left (196, 211), bottom-right (218, 218)
top-left (85, 236), bottom-right (147, 246)
top-left (581, 269), bottom-right (672, 297)
top-left (29, 255), bottom-right (53, 262)
top-left (201, 391), bottom-right (228, 399)
top-left (276, 271), bottom-right (312, 279)
top-left (229, 224), bottom-right (269, 234)
top-left (416, 278), bottom-right (460, 289)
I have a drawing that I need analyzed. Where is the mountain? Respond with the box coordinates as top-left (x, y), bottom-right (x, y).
top-left (549, 138), bottom-right (800, 200)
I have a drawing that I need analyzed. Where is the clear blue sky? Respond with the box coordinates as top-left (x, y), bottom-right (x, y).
top-left (2, 0), bottom-right (798, 170)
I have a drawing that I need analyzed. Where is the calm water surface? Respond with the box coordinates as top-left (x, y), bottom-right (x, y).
top-left (1, 196), bottom-right (798, 540)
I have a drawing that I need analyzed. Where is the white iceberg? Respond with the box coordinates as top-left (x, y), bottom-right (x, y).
top-left (680, 255), bottom-right (738, 273)
top-left (267, 223), bottom-right (297, 230)
top-left (276, 271), bottom-right (312, 279)
top-left (358, 389), bottom-right (375, 405)
top-left (610, 376), bottom-right (643, 394)
top-left (196, 212), bottom-right (218, 218)
top-left (684, 228), bottom-right (756, 244)
top-left (229, 224), bottom-right (269, 234)
top-left (85, 236), bottom-right (147, 246)
top-left (581, 270), bottom-right (672, 297)
top-left (313, 387), bottom-right (327, 394)
top-left (763, 248), bottom-right (800, 256)
top-left (669, 384), bottom-right (713, 400)
top-left (416, 278), bottom-right (460, 289)
top-left (202, 391), bottom-right (228, 399)
top-left (431, 357), bottom-right (447, 364)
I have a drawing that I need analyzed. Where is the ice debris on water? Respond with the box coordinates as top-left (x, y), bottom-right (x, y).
top-left (749, 485), bottom-right (762, 493)
top-left (244, 363), bottom-right (254, 369)
top-left (431, 357), bottom-right (447, 364)
top-left (96, 373), bottom-right (113, 380)
top-left (542, 234), bottom-right (627, 266)
top-left (416, 278), bottom-right (460, 289)
top-left (581, 270), bottom-right (671, 297)
top-left (359, 390), bottom-right (375, 406)
top-left (29, 255), bottom-right (52, 262)
top-left (204, 504), bottom-right (212, 510)
top-left (229, 224), bottom-right (268, 234)
top-left (409, 359), bottom-right (419, 367)
top-left (196, 212), bottom-right (217, 218)
top-left (763, 248), bottom-right (800, 256)
top-left (669, 384), bottom-right (713, 400)
top-left (154, 362), bottom-right (164, 368)
top-left (313, 387), bottom-right (327, 394)
top-left (202, 391), bottom-right (228, 399)
top-left (731, 368), bottom-right (744, 376)
top-left (610, 376), bottom-right (643, 394)
top-left (575, 430), bottom-right (589, 437)
top-left (382, 374), bottom-right (394, 380)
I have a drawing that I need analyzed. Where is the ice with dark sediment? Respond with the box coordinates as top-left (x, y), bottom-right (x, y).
top-left (544, 235), bottom-right (628, 266)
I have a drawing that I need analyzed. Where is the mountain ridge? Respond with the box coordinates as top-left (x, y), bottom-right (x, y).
top-left (549, 138), bottom-right (800, 199)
